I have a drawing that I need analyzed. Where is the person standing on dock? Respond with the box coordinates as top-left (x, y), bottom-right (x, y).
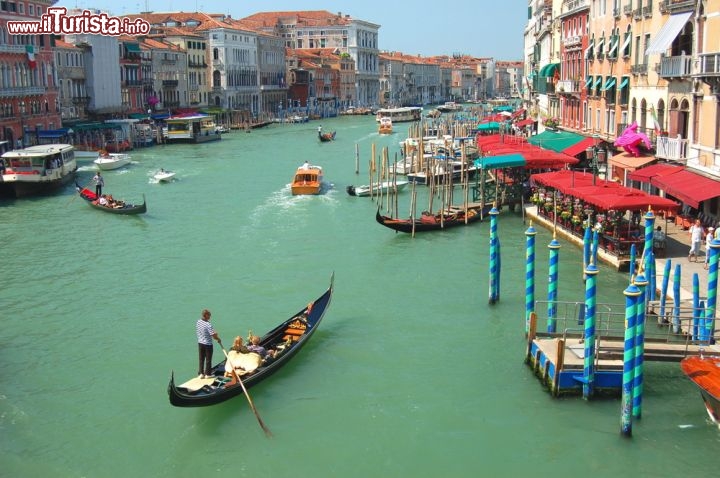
top-left (689, 219), bottom-right (704, 262)
top-left (705, 227), bottom-right (715, 269)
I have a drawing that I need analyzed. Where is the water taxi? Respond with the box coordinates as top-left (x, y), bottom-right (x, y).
top-left (164, 115), bottom-right (221, 144)
top-left (374, 107), bottom-right (422, 123)
top-left (0, 144), bottom-right (77, 197)
top-left (378, 117), bottom-right (393, 135)
top-left (291, 162), bottom-right (323, 195)
top-left (436, 102), bottom-right (463, 113)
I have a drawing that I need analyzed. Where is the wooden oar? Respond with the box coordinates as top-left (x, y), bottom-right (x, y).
top-left (221, 345), bottom-right (272, 437)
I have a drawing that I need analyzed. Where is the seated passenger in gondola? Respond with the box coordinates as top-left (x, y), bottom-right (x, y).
top-left (223, 336), bottom-right (263, 385)
top-left (94, 194), bottom-right (109, 206)
top-left (247, 335), bottom-right (275, 361)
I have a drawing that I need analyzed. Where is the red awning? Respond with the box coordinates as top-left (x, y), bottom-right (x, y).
top-left (650, 169), bottom-right (720, 209)
top-left (515, 118), bottom-right (535, 128)
top-left (511, 108), bottom-right (526, 119)
top-left (627, 163), bottom-right (684, 183)
top-left (531, 170), bottom-right (680, 212)
top-left (561, 137), bottom-right (597, 158)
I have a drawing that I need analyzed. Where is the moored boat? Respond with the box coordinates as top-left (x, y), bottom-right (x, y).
top-left (347, 180), bottom-right (409, 197)
top-left (165, 115), bottom-right (222, 143)
top-left (375, 204), bottom-right (487, 233)
top-left (406, 159), bottom-right (479, 185)
top-left (167, 274), bottom-right (334, 407)
top-left (93, 152), bottom-right (132, 171)
top-left (0, 143), bottom-right (77, 198)
top-left (680, 354), bottom-right (720, 426)
top-left (436, 102), bottom-right (463, 113)
top-left (291, 162), bottom-right (324, 195)
top-left (75, 181), bottom-right (147, 215)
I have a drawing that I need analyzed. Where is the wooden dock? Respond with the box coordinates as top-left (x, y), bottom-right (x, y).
top-left (526, 302), bottom-right (720, 396)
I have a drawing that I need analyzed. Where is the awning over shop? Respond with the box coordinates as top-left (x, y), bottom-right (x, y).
top-left (646, 11), bottom-right (693, 55)
top-left (539, 63), bottom-right (560, 77)
top-left (531, 170), bottom-right (680, 212)
top-left (515, 118), bottom-right (535, 128)
top-left (477, 135), bottom-right (579, 169)
top-left (37, 128), bottom-right (71, 138)
top-left (650, 169), bottom-right (720, 209)
top-left (562, 136), bottom-right (596, 158)
top-left (608, 152), bottom-right (656, 171)
top-left (475, 153), bottom-right (526, 169)
top-left (511, 108), bottom-right (526, 119)
top-left (529, 130), bottom-right (592, 154)
top-left (477, 121), bottom-right (501, 131)
top-left (123, 42), bottom-right (141, 53)
top-left (627, 163), bottom-right (684, 183)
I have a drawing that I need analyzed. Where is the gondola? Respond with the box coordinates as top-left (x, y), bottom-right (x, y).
top-left (75, 181), bottom-right (147, 215)
top-left (318, 131), bottom-right (336, 142)
top-left (375, 205), bottom-right (486, 233)
top-left (168, 273), bottom-right (334, 407)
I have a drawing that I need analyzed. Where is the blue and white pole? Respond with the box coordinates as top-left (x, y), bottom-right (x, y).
top-left (621, 283), bottom-right (641, 437)
top-left (632, 273), bottom-right (648, 419)
top-left (547, 236), bottom-right (561, 333)
top-left (705, 238), bottom-right (720, 342)
top-left (692, 274), bottom-right (700, 341)
top-left (659, 259), bottom-right (672, 325)
top-left (525, 223), bottom-right (537, 333)
top-left (583, 262), bottom-right (599, 399)
top-left (672, 264), bottom-right (682, 334)
top-left (488, 206), bottom-right (500, 304)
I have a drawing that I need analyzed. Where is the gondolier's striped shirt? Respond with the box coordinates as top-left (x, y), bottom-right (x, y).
top-left (196, 319), bottom-right (215, 345)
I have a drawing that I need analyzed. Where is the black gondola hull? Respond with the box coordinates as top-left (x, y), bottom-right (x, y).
top-left (375, 206), bottom-right (487, 233)
top-left (167, 275), bottom-right (334, 407)
top-left (75, 181), bottom-right (147, 215)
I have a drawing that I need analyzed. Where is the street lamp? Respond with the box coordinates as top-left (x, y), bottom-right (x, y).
top-left (585, 133), bottom-right (607, 185)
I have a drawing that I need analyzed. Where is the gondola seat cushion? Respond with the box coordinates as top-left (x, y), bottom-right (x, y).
top-left (224, 351), bottom-right (263, 375)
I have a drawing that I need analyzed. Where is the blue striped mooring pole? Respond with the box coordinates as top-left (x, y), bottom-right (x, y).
top-left (547, 235), bottom-right (560, 333)
top-left (621, 283), bottom-right (641, 437)
top-left (488, 206), bottom-right (500, 304)
top-left (525, 223), bottom-right (536, 333)
top-left (632, 273), bottom-right (648, 419)
top-left (582, 262), bottom-right (598, 399)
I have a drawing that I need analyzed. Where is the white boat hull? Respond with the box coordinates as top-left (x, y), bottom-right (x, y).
top-left (348, 180), bottom-right (409, 197)
top-left (154, 171), bottom-right (176, 182)
top-left (94, 154), bottom-right (131, 171)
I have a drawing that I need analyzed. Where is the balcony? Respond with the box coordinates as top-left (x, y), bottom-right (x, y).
top-left (556, 80), bottom-right (580, 94)
top-left (0, 86), bottom-right (46, 98)
top-left (72, 96), bottom-right (91, 105)
top-left (563, 35), bottom-right (582, 47)
top-left (633, 8), bottom-right (642, 19)
top-left (655, 135), bottom-right (688, 162)
top-left (696, 53), bottom-right (720, 77)
top-left (161, 58), bottom-right (177, 65)
top-left (562, 0), bottom-right (589, 14)
top-left (613, 7), bottom-right (621, 18)
top-left (212, 59), bottom-right (224, 70)
top-left (659, 0), bottom-right (695, 14)
top-left (162, 80), bottom-right (179, 88)
top-left (631, 63), bottom-right (648, 75)
top-left (642, 5), bottom-right (652, 17)
top-left (623, 4), bottom-right (633, 15)
top-left (658, 55), bottom-right (692, 78)
top-left (0, 43), bottom-right (27, 53)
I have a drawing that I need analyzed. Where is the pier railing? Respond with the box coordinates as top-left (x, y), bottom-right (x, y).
top-left (533, 300), bottom-right (719, 351)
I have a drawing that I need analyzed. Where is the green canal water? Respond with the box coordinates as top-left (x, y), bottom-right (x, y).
top-left (1, 116), bottom-right (718, 477)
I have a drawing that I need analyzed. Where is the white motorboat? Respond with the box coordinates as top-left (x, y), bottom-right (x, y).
top-left (154, 169), bottom-right (176, 182)
top-left (94, 153), bottom-right (131, 171)
top-left (346, 180), bottom-right (409, 197)
top-left (0, 144), bottom-right (77, 197)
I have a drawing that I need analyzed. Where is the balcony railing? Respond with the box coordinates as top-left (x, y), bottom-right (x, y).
top-left (613, 7), bottom-right (621, 18)
top-left (0, 86), bottom-right (46, 97)
top-left (656, 135), bottom-right (688, 162)
top-left (642, 5), bottom-right (652, 17)
top-left (658, 55), bottom-right (692, 77)
top-left (633, 8), bottom-right (642, 19)
top-left (623, 4), bottom-right (633, 15)
top-left (660, 0), bottom-right (696, 14)
top-left (0, 43), bottom-right (27, 53)
top-left (71, 96), bottom-right (91, 104)
top-left (696, 53), bottom-right (720, 77)
top-left (631, 63), bottom-right (648, 75)
top-left (162, 80), bottom-right (179, 87)
top-left (556, 80), bottom-right (580, 94)
top-left (562, 0), bottom-right (589, 14)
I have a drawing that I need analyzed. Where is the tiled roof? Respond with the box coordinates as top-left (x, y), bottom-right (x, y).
top-left (242, 10), bottom-right (351, 27)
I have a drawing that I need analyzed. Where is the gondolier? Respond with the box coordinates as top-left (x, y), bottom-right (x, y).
top-left (93, 171), bottom-right (104, 197)
top-left (196, 309), bottom-right (222, 379)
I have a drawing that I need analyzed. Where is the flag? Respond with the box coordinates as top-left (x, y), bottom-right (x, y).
top-left (26, 45), bottom-right (36, 69)
top-left (649, 106), bottom-right (661, 134)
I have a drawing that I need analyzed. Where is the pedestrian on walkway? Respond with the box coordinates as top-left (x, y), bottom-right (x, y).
top-left (705, 226), bottom-right (715, 269)
top-left (689, 219), bottom-right (704, 262)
